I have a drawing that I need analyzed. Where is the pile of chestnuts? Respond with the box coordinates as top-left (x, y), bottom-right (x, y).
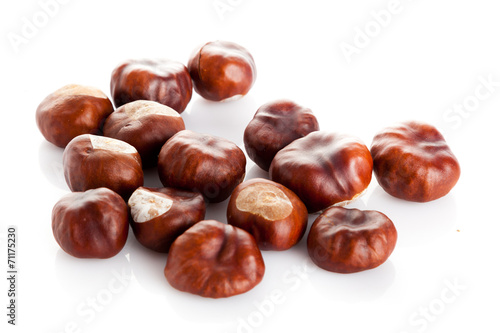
top-left (37, 40), bottom-right (461, 299)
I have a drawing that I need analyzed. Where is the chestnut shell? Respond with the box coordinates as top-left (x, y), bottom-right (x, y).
top-left (307, 207), bottom-right (397, 273)
top-left (187, 40), bottom-right (256, 101)
top-left (370, 121), bottom-right (461, 202)
top-left (128, 186), bottom-right (206, 253)
top-left (63, 134), bottom-right (144, 199)
top-left (244, 100), bottom-right (320, 171)
top-left (36, 84), bottom-right (114, 148)
top-left (52, 188), bottom-right (129, 259)
top-left (270, 131), bottom-right (373, 213)
top-left (227, 178), bottom-right (308, 251)
top-left (164, 220), bottom-right (265, 298)
top-left (102, 100), bottom-right (186, 167)
top-left (157, 130), bottom-right (246, 203)
top-left (110, 59), bottom-right (193, 112)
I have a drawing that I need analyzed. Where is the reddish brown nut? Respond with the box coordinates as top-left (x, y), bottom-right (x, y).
top-left (187, 40), bottom-right (256, 101)
top-left (227, 178), bottom-right (308, 251)
top-left (110, 59), bottom-right (193, 113)
top-left (52, 188), bottom-right (129, 259)
top-left (370, 121), bottom-right (461, 202)
top-left (102, 100), bottom-right (185, 167)
top-left (128, 186), bottom-right (206, 253)
top-left (36, 84), bottom-right (114, 148)
top-left (270, 131), bottom-right (373, 213)
top-left (63, 134), bottom-right (143, 199)
top-left (157, 130), bottom-right (246, 203)
top-left (307, 207), bottom-right (397, 273)
top-left (244, 100), bottom-right (320, 171)
top-left (164, 220), bottom-right (265, 298)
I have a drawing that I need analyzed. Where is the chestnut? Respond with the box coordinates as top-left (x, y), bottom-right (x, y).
top-left (52, 188), bottom-right (129, 259)
top-left (63, 134), bottom-right (144, 199)
top-left (244, 100), bottom-right (320, 171)
top-left (110, 59), bottom-right (193, 113)
top-left (307, 207), bottom-right (397, 273)
top-left (102, 100), bottom-right (186, 167)
top-left (270, 131), bottom-right (373, 213)
top-left (370, 121), bottom-right (461, 202)
top-left (157, 130), bottom-right (246, 203)
top-left (227, 178), bottom-right (308, 251)
top-left (128, 186), bottom-right (206, 253)
top-left (164, 220), bottom-right (265, 298)
top-left (36, 84), bottom-right (114, 148)
top-left (187, 40), bottom-right (256, 101)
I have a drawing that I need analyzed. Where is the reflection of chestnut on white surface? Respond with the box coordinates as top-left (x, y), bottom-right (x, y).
top-left (128, 187), bottom-right (206, 253)
top-left (103, 100), bottom-right (185, 167)
top-left (36, 84), bottom-right (114, 148)
top-left (63, 134), bottom-right (143, 199)
top-left (227, 178), bottom-right (308, 251)
top-left (52, 188), bottom-right (129, 259)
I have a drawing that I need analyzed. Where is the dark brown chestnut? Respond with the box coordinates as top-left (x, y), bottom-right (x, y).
top-left (307, 207), bottom-right (397, 273)
top-left (128, 186), bottom-right (206, 253)
top-left (164, 220), bottom-right (265, 298)
top-left (110, 59), bottom-right (193, 113)
top-left (157, 130), bottom-right (246, 203)
top-left (370, 121), bottom-right (461, 202)
top-left (187, 40), bottom-right (256, 101)
top-left (63, 134), bottom-right (143, 199)
top-left (227, 178), bottom-right (308, 251)
top-left (102, 100), bottom-right (185, 167)
top-left (244, 100), bottom-right (320, 171)
top-left (52, 188), bottom-right (129, 259)
top-left (36, 84), bottom-right (114, 148)
top-left (270, 131), bottom-right (373, 213)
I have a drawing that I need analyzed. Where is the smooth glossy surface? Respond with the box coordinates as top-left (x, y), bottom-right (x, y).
top-left (371, 121), bottom-right (461, 202)
top-left (244, 100), bottom-right (320, 171)
top-left (270, 131), bottom-right (373, 213)
top-left (307, 207), bottom-right (397, 273)
top-left (157, 130), bottom-right (246, 203)
top-left (52, 188), bottom-right (129, 259)
top-left (111, 59), bottom-right (193, 112)
top-left (164, 220), bottom-right (265, 298)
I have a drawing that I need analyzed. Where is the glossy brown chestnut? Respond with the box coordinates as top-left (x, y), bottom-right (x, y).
top-left (128, 186), bottom-right (206, 253)
top-left (307, 207), bottom-right (397, 273)
top-left (244, 100), bottom-right (320, 171)
top-left (187, 40), bottom-right (256, 101)
top-left (164, 220), bottom-right (265, 298)
top-left (63, 134), bottom-right (144, 199)
top-left (102, 100), bottom-right (186, 167)
top-left (36, 84), bottom-right (114, 148)
top-left (110, 59), bottom-right (193, 112)
top-left (157, 130), bottom-right (246, 203)
top-left (227, 178), bottom-right (308, 251)
top-left (52, 188), bottom-right (129, 259)
top-left (270, 131), bottom-right (373, 213)
top-left (370, 121), bottom-right (461, 202)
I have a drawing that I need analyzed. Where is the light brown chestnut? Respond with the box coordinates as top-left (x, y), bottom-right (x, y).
top-left (52, 188), bottom-right (129, 259)
top-left (110, 59), bottom-right (193, 113)
top-left (128, 186), bottom-right (206, 253)
top-left (102, 100), bottom-right (185, 167)
top-left (307, 207), bottom-right (397, 273)
top-left (270, 131), bottom-right (373, 213)
top-left (370, 121), bottom-right (461, 202)
top-left (227, 178), bottom-right (308, 251)
top-left (187, 40), bottom-right (256, 101)
top-left (36, 84), bottom-right (114, 148)
top-left (164, 220), bottom-right (265, 298)
top-left (63, 134), bottom-right (143, 199)
top-left (157, 130), bottom-right (246, 203)
top-left (244, 99), bottom-right (320, 171)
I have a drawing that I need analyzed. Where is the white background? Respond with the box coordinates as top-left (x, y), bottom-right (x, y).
top-left (1, 0), bottom-right (499, 332)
